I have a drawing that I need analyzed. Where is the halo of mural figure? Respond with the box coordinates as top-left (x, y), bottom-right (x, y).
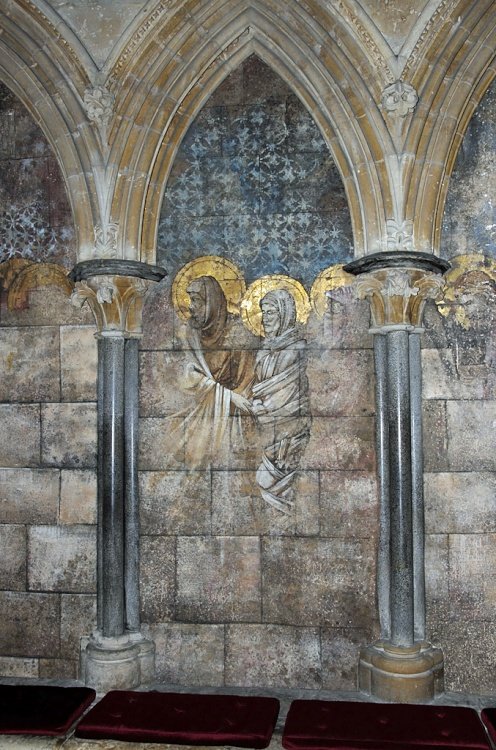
top-left (241, 275), bottom-right (311, 335)
top-left (171, 258), bottom-right (255, 470)
top-left (310, 264), bottom-right (356, 318)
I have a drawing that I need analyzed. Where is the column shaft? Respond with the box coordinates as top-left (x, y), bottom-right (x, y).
top-left (124, 338), bottom-right (140, 633)
top-left (387, 330), bottom-right (414, 647)
top-left (100, 336), bottom-right (126, 638)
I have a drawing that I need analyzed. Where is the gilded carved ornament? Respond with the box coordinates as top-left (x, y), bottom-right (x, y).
top-left (386, 219), bottom-right (414, 252)
top-left (83, 85), bottom-right (115, 141)
top-left (0, 259), bottom-right (74, 310)
top-left (71, 275), bottom-right (149, 336)
top-left (94, 221), bottom-right (119, 259)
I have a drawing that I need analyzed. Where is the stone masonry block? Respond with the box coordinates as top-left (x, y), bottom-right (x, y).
top-left (0, 524), bottom-right (26, 590)
top-left (139, 417), bottom-right (186, 470)
top-left (446, 401), bottom-right (496, 471)
top-left (41, 403), bottom-right (97, 468)
top-left (60, 326), bottom-right (97, 401)
top-left (425, 472), bottom-right (496, 534)
top-left (28, 525), bottom-right (96, 593)
top-left (430, 620), bottom-right (496, 695)
top-left (143, 623), bottom-right (225, 686)
top-left (60, 470), bottom-right (97, 525)
top-left (39, 658), bottom-right (77, 679)
top-left (176, 536), bottom-right (261, 622)
top-left (139, 470), bottom-right (211, 535)
top-left (0, 592), bottom-right (60, 657)
top-left (320, 471), bottom-right (378, 538)
top-left (139, 350), bottom-right (193, 417)
top-left (262, 537), bottom-right (375, 628)
top-left (0, 468), bottom-right (59, 523)
top-left (321, 627), bottom-right (373, 690)
top-left (140, 536), bottom-right (175, 623)
top-left (422, 348), bottom-right (487, 400)
top-left (422, 400), bottom-right (448, 472)
top-left (0, 327), bottom-right (60, 402)
top-left (225, 624), bottom-right (321, 688)
top-left (449, 533), bottom-right (496, 620)
top-left (0, 287), bottom-right (93, 328)
top-left (0, 404), bottom-right (40, 467)
top-left (308, 349), bottom-right (374, 417)
top-left (60, 594), bottom-right (97, 659)
top-left (302, 417), bottom-right (375, 471)
top-left (425, 534), bottom-right (450, 624)
top-left (140, 279), bottom-right (174, 351)
top-left (0, 657), bottom-right (38, 678)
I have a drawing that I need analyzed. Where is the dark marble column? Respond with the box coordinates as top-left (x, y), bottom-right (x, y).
top-left (70, 259), bottom-right (166, 691)
top-left (344, 251), bottom-right (448, 702)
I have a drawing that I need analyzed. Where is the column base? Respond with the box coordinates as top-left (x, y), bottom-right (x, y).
top-left (358, 640), bottom-right (444, 703)
top-left (80, 631), bottom-right (155, 692)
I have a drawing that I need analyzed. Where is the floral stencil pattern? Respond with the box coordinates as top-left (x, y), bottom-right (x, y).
top-left (158, 56), bottom-right (353, 286)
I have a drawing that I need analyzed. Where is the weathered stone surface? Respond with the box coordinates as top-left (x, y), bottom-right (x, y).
top-left (425, 533), bottom-right (450, 624)
top-left (176, 537), bottom-right (261, 622)
top-left (41, 403), bottom-right (97, 468)
top-left (139, 351), bottom-right (193, 416)
top-left (422, 348), bottom-right (488, 400)
top-left (139, 417), bottom-right (186, 469)
top-left (140, 280), bottom-right (174, 351)
top-left (308, 349), bottom-right (374, 417)
top-left (430, 620), bottom-right (496, 695)
top-left (0, 524), bottom-right (26, 590)
top-left (60, 326), bottom-right (97, 401)
top-left (425, 472), bottom-right (496, 533)
top-left (139, 470), bottom-right (211, 535)
top-left (0, 468), bottom-right (59, 523)
top-left (60, 469), bottom-right (97, 525)
top-left (303, 417), bottom-right (375, 471)
top-left (321, 627), bottom-right (372, 690)
top-left (39, 658), bottom-right (77, 679)
top-left (143, 623), bottom-right (225, 686)
top-left (60, 594), bottom-right (97, 659)
top-left (320, 472), bottom-right (377, 537)
top-left (0, 592), bottom-right (60, 657)
top-left (225, 624), bottom-right (321, 688)
top-left (140, 536), bottom-right (175, 623)
top-left (0, 404), bottom-right (40, 467)
top-left (0, 287), bottom-right (92, 328)
top-left (422, 401), bottom-right (448, 472)
top-left (28, 525), bottom-right (96, 593)
top-left (446, 401), bottom-right (496, 471)
top-left (262, 538), bottom-right (375, 628)
top-left (0, 327), bottom-right (60, 402)
top-left (307, 303), bottom-right (372, 352)
top-left (0, 656), bottom-right (38, 678)
top-left (449, 533), bottom-right (496, 620)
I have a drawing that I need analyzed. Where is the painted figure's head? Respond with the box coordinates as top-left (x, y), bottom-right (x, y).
top-left (187, 275), bottom-right (227, 333)
top-left (260, 289), bottom-right (297, 339)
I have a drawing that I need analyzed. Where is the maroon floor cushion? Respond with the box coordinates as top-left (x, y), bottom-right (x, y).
top-left (282, 700), bottom-right (491, 750)
top-left (75, 690), bottom-right (280, 747)
top-left (0, 684), bottom-right (96, 736)
top-left (480, 708), bottom-right (496, 744)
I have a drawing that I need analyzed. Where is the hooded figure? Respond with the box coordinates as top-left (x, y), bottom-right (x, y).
top-left (252, 289), bottom-right (310, 513)
top-left (176, 275), bottom-right (254, 468)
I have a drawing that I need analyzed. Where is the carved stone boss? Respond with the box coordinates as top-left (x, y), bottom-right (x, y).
top-left (70, 259), bottom-right (166, 691)
top-left (344, 251), bottom-right (449, 702)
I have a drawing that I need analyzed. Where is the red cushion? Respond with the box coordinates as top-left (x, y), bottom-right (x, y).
top-left (75, 690), bottom-right (280, 747)
top-left (480, 709), bottom-right (496, 744)
top-left (282, 701), bottom-right (491, 750)
top-left (0, 685), bottom-right (96, 736)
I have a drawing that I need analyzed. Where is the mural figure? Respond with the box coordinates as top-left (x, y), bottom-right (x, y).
top-left (176, 274), bottom-right (255, 467)
top-left (251, 288), bottom-right (310, 513)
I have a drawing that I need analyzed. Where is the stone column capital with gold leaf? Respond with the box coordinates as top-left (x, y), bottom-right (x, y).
top-left (345, 251), bottom-right (450, 332)
top-left (69, 259), bottom-right (166, 337)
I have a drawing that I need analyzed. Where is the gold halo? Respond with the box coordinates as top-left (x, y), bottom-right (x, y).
top-left (172, 255), bottom-right (246, 319)
top-left (310, 264), bottom-right (355, 318)
top-left (436, 253), bottom-right (496, 325)
top-left (240, 275), bottom-right (311, 336)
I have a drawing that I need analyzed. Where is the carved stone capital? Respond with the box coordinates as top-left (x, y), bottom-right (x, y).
top-left (344, 252), bottom-right (449, 331)
top-left (69, 260), bottom-right (166, 337)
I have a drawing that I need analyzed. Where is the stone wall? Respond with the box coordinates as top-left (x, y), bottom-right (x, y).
top-left (0, 51), bottom-right (495, 696)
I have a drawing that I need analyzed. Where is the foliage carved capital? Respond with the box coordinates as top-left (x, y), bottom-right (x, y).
top-left (70, 274), bottom-right (150, 337)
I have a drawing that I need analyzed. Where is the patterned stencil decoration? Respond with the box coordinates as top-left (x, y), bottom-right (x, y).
top-left (158, 56), bottom-right (353, 287)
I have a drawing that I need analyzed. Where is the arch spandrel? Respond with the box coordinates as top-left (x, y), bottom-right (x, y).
top-left (108, 0), bottom-right (398, 264)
